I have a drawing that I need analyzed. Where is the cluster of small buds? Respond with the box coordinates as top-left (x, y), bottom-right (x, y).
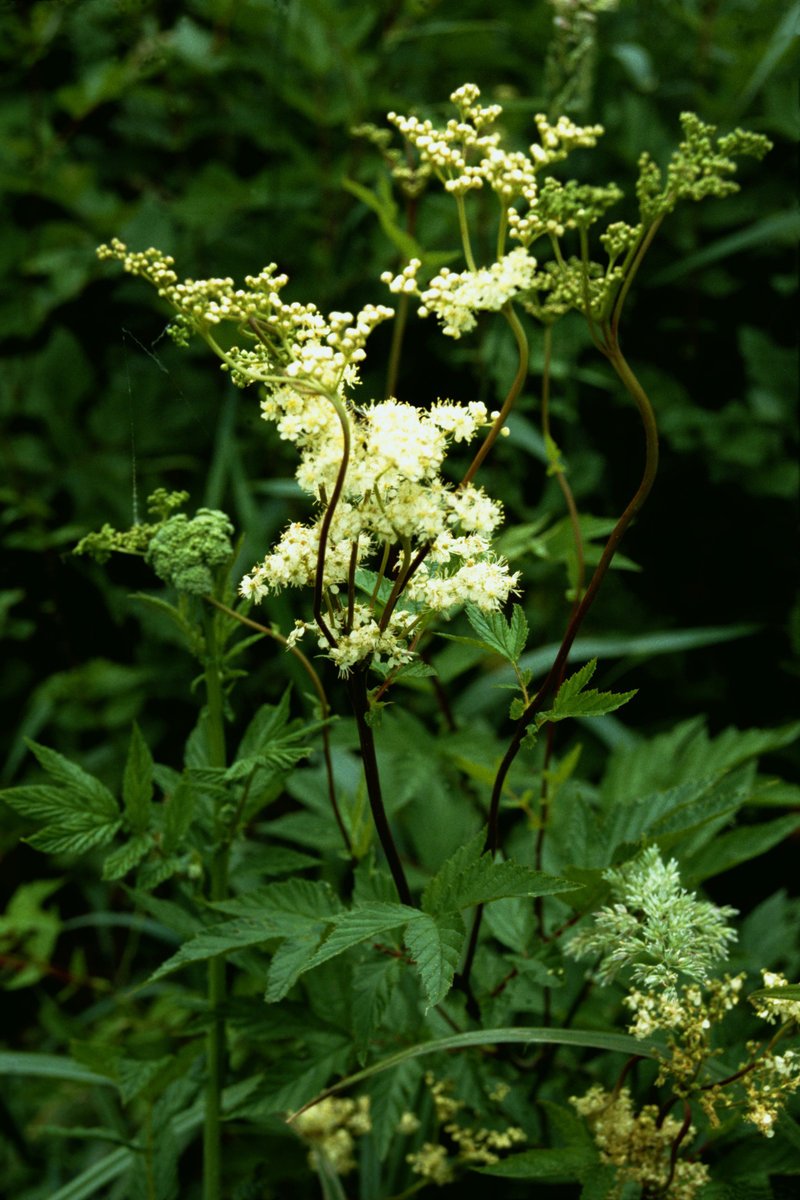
top-left (96, 239), bottom-right (394, 397)
top-left (530, 112), bottom-right (604, 166)
top-left (636, 112), bottom-right (771, 224)
top-left (752, 970), bottom-right (800, 1025)
top-left (386, 85), bottom-right (605, 209)
top-left (570, 1086), bottom-right (709, 1200)
top-left (293, 1095), bottom-right (371, 1175)
top-left (600, 219), bottom-right (643, 263)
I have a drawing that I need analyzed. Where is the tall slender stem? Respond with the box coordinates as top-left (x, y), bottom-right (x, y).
top-left (202, 611), bottom-right (227, 1200)
top-left (461, 303), bottom-right (529, 487)
top-left (535, 324), bottom-right (585, 932)
top-left (314, 393), bottom-right (351, 649)
top-left (459, 333), bottom-right (659, 992)
top-left (385, 291), bottom-right (409, 400)
top-left (346, 668), bottom-right (413, 906)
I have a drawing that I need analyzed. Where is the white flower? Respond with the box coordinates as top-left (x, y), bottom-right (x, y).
top-left (418, 249), bottom-right (538, 338)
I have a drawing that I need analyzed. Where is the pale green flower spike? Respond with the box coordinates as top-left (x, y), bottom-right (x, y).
top-left (567, 845), bottom-right (738, 994)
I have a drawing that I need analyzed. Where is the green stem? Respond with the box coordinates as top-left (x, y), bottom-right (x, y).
top-left (455, 193), bottom-right (477, 271)
top-left (384, 291), bottom-right (409, 400)
top-left (202, 611), bottom-right (227, 1200)
top-left (346, 668), bottom-right (412, 906)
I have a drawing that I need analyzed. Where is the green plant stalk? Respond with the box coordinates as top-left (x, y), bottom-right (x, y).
top-left (384, 290), bottom-right (409, 400)
top-left (346, 668), bottom-right (413, 906)
top-left (459, 333), bottom-right (659, 992)
top-left (203, 610), bottom-right (228, 1200)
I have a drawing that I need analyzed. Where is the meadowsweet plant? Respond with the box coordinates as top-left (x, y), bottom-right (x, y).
top-left (3, 78), bottom-right (798, 1200)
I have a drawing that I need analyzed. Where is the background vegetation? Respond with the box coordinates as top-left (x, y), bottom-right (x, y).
top-left (1, 1), bottom-right (797, 1196)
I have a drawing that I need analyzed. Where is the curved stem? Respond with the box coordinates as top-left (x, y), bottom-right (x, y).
top-left (461, 303), bottom-right (529, 487)
top-left (204, 597), bottom-right (352, 857)
top-left (608, 216), bottom-right (664, 340)
top-left (346, 669), bottom-right (413, 906)
top-left (460, 334), bottom-right (659, 990)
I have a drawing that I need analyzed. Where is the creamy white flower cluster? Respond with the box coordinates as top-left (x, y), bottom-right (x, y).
top-left (383, 248), bottom-right (539, 339)
top-left (96, 239), bottom-right (394, 397)
top-left (387, 83), bottom-right (602, 204)
top-left (240, 394), bottom-right (519, 675)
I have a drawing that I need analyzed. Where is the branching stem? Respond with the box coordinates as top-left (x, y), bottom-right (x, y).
top-left (459, 330), bottom-right (659, 992)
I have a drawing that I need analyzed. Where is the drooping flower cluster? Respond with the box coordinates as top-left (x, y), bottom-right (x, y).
top-left (571, 1086), bottom-right (710, 1200)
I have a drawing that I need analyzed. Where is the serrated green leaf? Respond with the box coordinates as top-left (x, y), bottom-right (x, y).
top-left (265, 932), bottom-right (328, 1003)
top-left (211, 878), bottom-right (342, 920)
top-left (161, 778), bottom-right (197, 854)
top-left (1, 785), bottom-right (85, 824)
top-left (26, 820), bottom-right (122, 856)
top-left (684, 814), bottom-right (800, 885)
top-left (404, 911), bottom-right (465, 1008)
top-left (149, 913), bottom-right (318, 983)
top-left (422, 833), bottom-right (580, 914)
top-left (538, 659), bottom-right (637, 724)
top-left (122, 723), bottom-right (153, 833)
top-left (464, 603), bottom-right (528, 663)
top-left (351, 955), bottom-right (403, 1061)
top-left (302, 903), bottom-right (418, 974)
top-left (101, 834), bottom-right (151, 881)
top-left (24, 740), bottom-right (118, 816)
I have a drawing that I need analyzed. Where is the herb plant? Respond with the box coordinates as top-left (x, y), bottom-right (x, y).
top-left (2, 35), bottom-right (798, 1200)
